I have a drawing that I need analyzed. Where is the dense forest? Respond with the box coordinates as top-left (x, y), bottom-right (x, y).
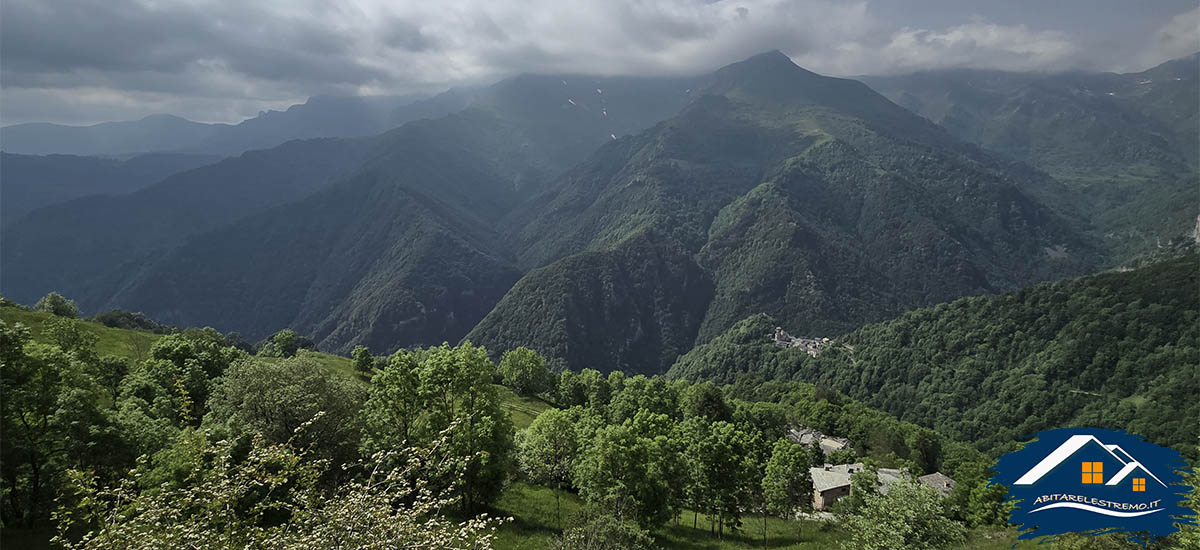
top-left (2, 292), bottom-right (1197, 549)
top-left (669, 255), bottom-right (1199, 460)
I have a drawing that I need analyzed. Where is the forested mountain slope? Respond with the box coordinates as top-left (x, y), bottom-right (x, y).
top-left (78, 75), bottom-right (700, 353)
top-left (861, 53), bottom-right (1200, 259)
top-left (470, 51), bottom-right (1100, 374)
top-left (1, 138), bottom-right (376, 309)
top-left (668, 254), bottom-right (1199, 458)
top-left (0, 151), bottom-right (221, 223)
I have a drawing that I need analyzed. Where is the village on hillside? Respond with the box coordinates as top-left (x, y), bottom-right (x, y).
top-left (788, 425), bottom-right (957, 512)
top-left (773, 326), bottom-right (831, 357)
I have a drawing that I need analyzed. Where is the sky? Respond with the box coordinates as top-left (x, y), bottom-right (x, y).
top-left (2, 0), bottom-right (1197, 126)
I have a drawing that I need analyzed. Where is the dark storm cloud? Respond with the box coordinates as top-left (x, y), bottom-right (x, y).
top-left (1, 0), bottom-right (1196, 125)
top-left (1, 0), bottom-right (390, 89)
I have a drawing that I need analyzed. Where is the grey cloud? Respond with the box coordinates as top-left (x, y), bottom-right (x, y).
top-left (1, 0), bottom-right (1196, 126)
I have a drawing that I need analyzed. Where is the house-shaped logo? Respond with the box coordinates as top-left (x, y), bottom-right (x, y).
top-left (1012, 434), bottom-right (1168, 516)
top-left (991, 428), bottom-right (1194, 544)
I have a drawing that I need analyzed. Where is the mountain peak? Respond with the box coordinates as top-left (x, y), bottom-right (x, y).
top-left (718, 49), bottom-right (807, 75)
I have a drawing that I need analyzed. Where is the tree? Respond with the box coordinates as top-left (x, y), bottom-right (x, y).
top-left (558, 370), bottom-right (588, 406)
top-left (833, 464), bottom-right (880, 517)
top-left (52, 429), bottom-right (507, 550)
top-left (966, 479), bottom-right (1011, 528)
top-left (574, 423), bottom-right (671, 529)
top-left (763, 439), bottom-right (814, 520)
top-left (208, 356), bottom-right (367, 467)
top-left (414, 343), bottom-right (514, 512)
top-left (1, 323), bottom-right (69, 525)
top-left (151, 330), bottom-right (243, 379)
top-left (517, 408), bottom-right (579, 528)
top-left (680, 381), bottom-right (733, 423)
top-left (0, 322), bottom-right (119, 527)
top-left (93, 355), bottom-right (129, 405)
top-left (680, 420), bottom-right (756, 537)
top-left (268, 329), bottom-right (300, 357)
top-left (840, 477), bottom-right (965, 550)
top-left (35, 292), bottom-right (78, 318)
top-left (808, 441), bottom-right (826, 467)
top-left (828, 448), bottom-right (858, 465)
top-left (361, 351), bottom-right (422, 452)
top-left (44, 316), bottom-right (98, 363)
top-left (352, 345), bottom-right (374, 372)
top-left (498, 346), bottom-right (552, 396)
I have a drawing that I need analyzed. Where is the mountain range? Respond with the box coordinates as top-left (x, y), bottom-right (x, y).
top-left (861, 53), bottom-right (1199, 259)
top-left (0, 90), bottom-right (476, 157)
top-left (4, 50), bottom-right (1196, 375)
top-left (1, 151), bottom-right (220, 223)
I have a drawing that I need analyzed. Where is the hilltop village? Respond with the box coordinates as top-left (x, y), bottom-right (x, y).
top-left (774, 326), bottom-right (831, 357)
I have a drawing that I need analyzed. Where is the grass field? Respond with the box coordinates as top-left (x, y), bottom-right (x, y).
top-left (490, 482), bottom-right (852, 550)
top-left (0, 305), bottom-right (163, 361)
top-left (494, 385), bottom-right (556, 429)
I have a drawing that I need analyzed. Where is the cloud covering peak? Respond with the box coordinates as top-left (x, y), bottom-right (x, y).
top-left (2, 0), bottom-right (1196, 125)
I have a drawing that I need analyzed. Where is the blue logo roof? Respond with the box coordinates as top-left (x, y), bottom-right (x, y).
top-left (991, 428), bottom-right (1195, 544)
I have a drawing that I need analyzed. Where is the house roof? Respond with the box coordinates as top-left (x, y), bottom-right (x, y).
top-left (810, 462), bottom-right (864, 492)
top-left (877, 468), bottom-right (904, 495)
top-left (919, 472), bottom-right (956, 497)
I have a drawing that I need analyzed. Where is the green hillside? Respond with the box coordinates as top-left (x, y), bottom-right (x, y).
top-left (0, 304), bottom-right (163, 361)
top-left (472, 51), bottom-right (1099, 374)
top-left (669, 255), bottom-right (1199, 459)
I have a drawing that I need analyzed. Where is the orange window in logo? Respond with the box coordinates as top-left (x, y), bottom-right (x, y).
top-left (1133, 478), bottom-right (1146, 492)
top-left (1081, 462), bottom-right (1103, 484)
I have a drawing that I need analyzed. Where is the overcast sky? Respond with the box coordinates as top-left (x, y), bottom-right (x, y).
top-left (2, 0), bottom-right (1197, 126)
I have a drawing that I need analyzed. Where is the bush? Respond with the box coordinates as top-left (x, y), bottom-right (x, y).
top-left (89, 310), bottom-right (175, 334)
top-left (550, 511), bottom-right (654, 550)
top-left (840, 477), bottom-right (965, 550)
top-left (35, 292), bottom-right (79, 318)
top-left (53, 428), bottom-right (507, 550)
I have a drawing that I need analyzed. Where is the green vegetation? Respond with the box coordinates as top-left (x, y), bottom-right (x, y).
top-left (2, 302), bottom-right (162, 362)
top-left (33, 292), bottom-right (79, 318)
top-left (3, 294), bottom-right (1197, 548)
top-left (671, 255), bottom-right (1199, 459)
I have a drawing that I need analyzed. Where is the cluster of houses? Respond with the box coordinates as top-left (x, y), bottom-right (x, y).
top-left (809, 463), bottom-right (956, 510)
top-left (773, 326), bottom-right (831, 357)
top-left (787, 426), bottom-right (852, 456)
top-left (787, 425), bottom-right (957, 511)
